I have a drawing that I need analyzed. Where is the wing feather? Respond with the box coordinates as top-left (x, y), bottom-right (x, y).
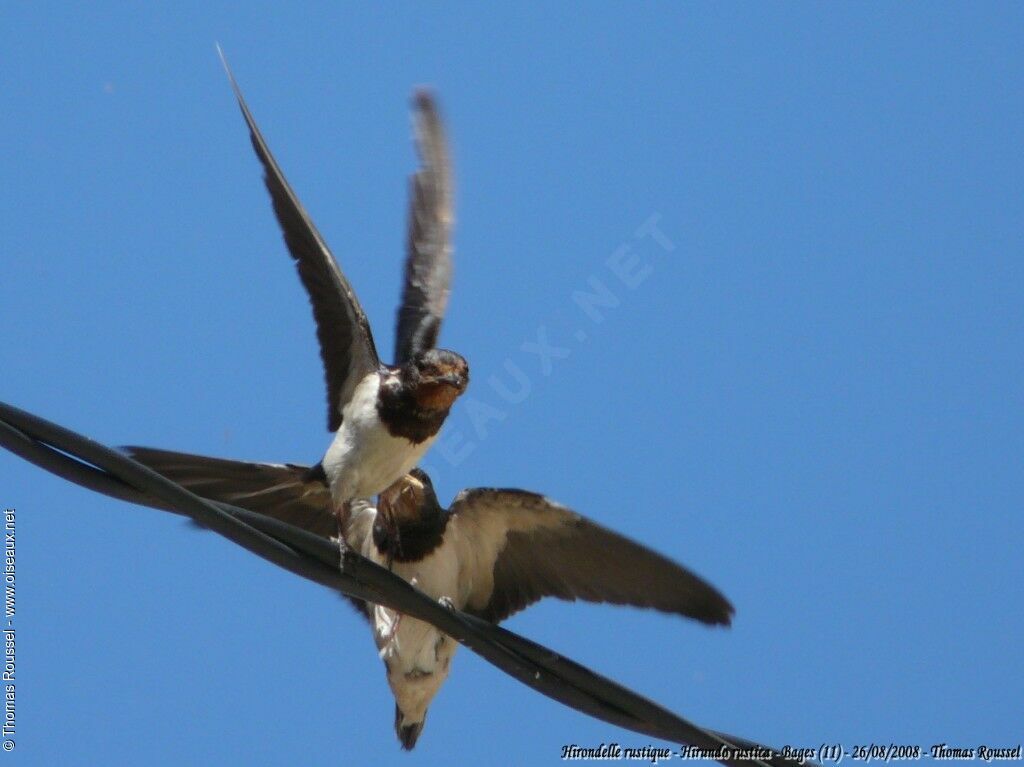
top-left (219, 50), bottom-right (379, 431)
top-left (448, 488), bottom-right (734, 626)
top-left (124, 445), bottom-right (369, 618)
top-left (123, 446), bottom-right (336, 538)
top-left (394, 90), bottom-right (454, 364)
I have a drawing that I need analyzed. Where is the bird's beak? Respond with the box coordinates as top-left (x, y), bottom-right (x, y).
top-left (435, 373), bottom-right (465, 389)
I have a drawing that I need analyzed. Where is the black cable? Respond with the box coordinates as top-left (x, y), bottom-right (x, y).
top-left (0, 400), bottom-right (808, 767)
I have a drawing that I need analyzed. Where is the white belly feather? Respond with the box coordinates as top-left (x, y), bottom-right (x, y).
top-left (323, 374), bottom-right (437, 502)
top-left (355, 515), bottom-right (462, 726)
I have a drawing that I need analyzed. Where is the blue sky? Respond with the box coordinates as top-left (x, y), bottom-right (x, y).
top-left (3, 3), bottom-right (1022, 765)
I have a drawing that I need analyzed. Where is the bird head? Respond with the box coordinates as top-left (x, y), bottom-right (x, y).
top-left (378, 469), bottom-right (441, 524)
top-left (407, 348), bottom-right (468, 411)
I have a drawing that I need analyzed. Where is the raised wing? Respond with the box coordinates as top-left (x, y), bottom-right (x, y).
top-left (394, 90), bottom-right (454, 364)
top-left (219, 49), bottom-right (379, 431)
top-left (448, 488), bottom-right (734, 626)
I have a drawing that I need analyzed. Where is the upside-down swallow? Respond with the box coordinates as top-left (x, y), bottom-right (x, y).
top-left (121, 455), bottom-right (734, 749)
top-left (355, 470), bottom-right (734, 748)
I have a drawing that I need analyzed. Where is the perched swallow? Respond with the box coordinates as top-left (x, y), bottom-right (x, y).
top-left (212, 55), bottom-right (468, 526)
top-left (122, 454), bottom-right (734, 749)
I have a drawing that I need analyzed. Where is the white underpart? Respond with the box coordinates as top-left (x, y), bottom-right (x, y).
top-left (346, 503), bottom-right (463, 728)
top-left (322, 373), bottom-right (438, 503)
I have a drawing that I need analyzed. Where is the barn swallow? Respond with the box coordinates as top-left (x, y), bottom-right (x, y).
top-left (119, 457), bottom-right (734, 749)
top-left (125, 65), bottom-right (733, 749)
top-left (357, 470), bottom-right (734, 748)
top-left (213, 53), bottom-right (467, 529)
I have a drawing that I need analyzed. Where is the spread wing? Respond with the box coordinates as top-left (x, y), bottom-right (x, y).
top-left (123, 446), bottom-right (336, 537)
top-left (448, 489), bottom-right (735, 626)
top-left (394, 90), bottom-right (454, 365)
top-left (124, 444), bottom-right (369, 619)
top-left (219, 50), bottom-right (379, 431)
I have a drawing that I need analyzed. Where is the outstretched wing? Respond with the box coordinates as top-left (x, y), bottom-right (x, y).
top-left (219, 50), bottom-right (379, 431)
top-left (448, 488), bottom-right (734, 626)
top-left (394, 90), bottom-right (454, 364)
top-left (123, 446), bottom-right (336, 537)
top-left (124, 444), bottom-right (369, 619)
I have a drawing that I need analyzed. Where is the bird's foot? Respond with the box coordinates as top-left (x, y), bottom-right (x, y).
top-left (334, 501), bottom-right (351, 572)
top-left (335, 534), bottom-right (349, 572)
top-left (381, 612), bottom-right (403, 649)
top-left (378, 575), bottom-right (413, 648)
top-left (434, 597), bottom-right (455, 654)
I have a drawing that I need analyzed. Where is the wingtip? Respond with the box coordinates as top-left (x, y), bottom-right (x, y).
top-left (412, 87), bottom-right (437, 112)
top-left (704, 596), bottom-right (736, 627)
top-left (409, 87), bottom-right (452, 192)
top-left (214, 42), bottom-right (244, 103)
top-left (214, 42), bottom-right (229, 73)
top-left (666, 580), bottom-right (735, 627)
top-left (411, 88), bottom-right (445, 134)
top-left (689, 582), bottom-right (736, 627)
